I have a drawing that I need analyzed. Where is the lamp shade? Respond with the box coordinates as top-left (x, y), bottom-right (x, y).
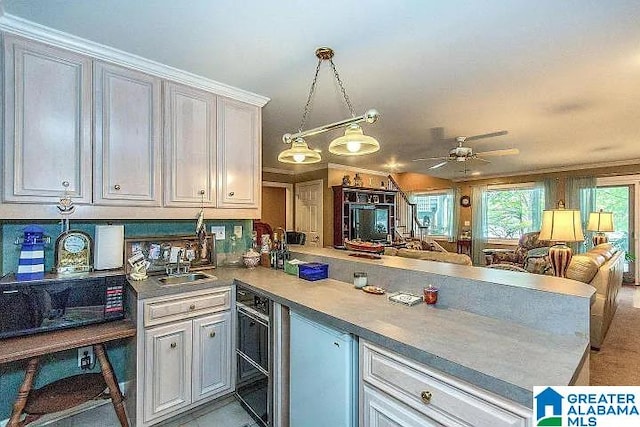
top-left (278, 138), bottom-right (321, 164)
top-left (538, 209), bottom-right (585, 243)
top-left (586, 210), bottom-right (614, 232)
top-left (328, 124), bottom-right (380, 156)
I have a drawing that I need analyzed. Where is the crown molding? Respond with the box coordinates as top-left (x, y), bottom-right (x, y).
top-left (263, 167), bottom-right (295, 175)
top-left (327, 162), bottom-right (390, 177)
top-left (0, 13), bottom-right (270, 107)
top-left (452, 158), bottom-right (640, 182)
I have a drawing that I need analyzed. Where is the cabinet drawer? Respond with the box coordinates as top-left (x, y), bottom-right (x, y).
top-left (361, 341), bottom-right (530, 427)
top-left (144, 288), bottom-right (231, 327)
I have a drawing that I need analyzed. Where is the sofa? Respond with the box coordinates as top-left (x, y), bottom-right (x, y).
top-left (489, 243), bottom-right (625, 349)
top-left (384, 246), bottom-right (473, 266)
top-left (565, 243), bottom-right (625, 349)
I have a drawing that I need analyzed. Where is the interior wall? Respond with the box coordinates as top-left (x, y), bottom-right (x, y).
top-left (261, 186), bottom-right (286, 231)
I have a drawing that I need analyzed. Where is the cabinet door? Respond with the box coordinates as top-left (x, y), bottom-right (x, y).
top-left (363, 385), bottom-right (445, 427)
top-left (94, 62), bottom-right (161, 206)
top-left (164, 82), bottom-right (217, 207)
top-left (3, 36), bottom-right (92, 203)
top-left (144, 320), bottom-right (192, 422)
top-left (192, 311), bottom-right (233, 401)
top-left (217, 97), bottom-right (261, 208)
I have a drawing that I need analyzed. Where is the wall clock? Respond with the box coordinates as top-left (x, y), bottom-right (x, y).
top-left (460, 195), bottom-right (471, 207)
top-left (55, 230), bottom-right (93, 274)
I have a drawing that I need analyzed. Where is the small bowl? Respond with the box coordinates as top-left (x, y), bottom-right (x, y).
top-left (243, 254), bottom-right (261, 269)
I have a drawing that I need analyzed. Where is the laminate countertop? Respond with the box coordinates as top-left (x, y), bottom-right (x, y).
top-left (128, 265), bottom-right (589, 409)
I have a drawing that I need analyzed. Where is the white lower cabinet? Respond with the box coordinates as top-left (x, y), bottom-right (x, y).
top-left (139, 287), bottom-right (233, 426)
top-left (360, 341), bottom-right (531, 427)
top-left (363, 384), bottom-right (444, 427)
top-left (192, 313), bottom-right (232, 401)
top-left (144, 320), bottom-right (192, 419)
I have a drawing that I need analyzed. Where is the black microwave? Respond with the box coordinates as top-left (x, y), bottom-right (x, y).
top-left (0, 274), bottom-right (126, 339)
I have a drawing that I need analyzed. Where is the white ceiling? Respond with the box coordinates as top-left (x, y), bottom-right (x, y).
top-left (4, 0), bottom-right (640, 179)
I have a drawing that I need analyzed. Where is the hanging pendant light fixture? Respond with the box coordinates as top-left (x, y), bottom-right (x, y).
top-left (279, 47), bottom-right (380, 164)
top-left (277, 137), bottom-right (321, 164)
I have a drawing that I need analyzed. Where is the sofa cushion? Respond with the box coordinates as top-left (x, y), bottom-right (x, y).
top-left (384, 247), bottom-right (398, 256)
top-left (591, 243), bottom-right (616, 260)
top-left (566, 255), bottom-right (599, 283)
top-left (584, 251), bottom-right (606, 266)
top-left (396, 248), bottom-right (472, 265)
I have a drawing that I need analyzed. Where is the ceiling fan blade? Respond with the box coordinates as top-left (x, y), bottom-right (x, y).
top-left (412, 156), bottom-right (448, 162)
top-left (429, 161), bottom-right (449, 170)
top-left (465, 130), bottom-right (508, 142)
top-left (474, 157), bottom-right (491, 163)
top-left (476, 148), bottom-right (519, 157)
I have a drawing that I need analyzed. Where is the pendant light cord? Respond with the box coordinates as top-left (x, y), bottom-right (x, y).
top-left (297, 56), bottom-right (357, 133)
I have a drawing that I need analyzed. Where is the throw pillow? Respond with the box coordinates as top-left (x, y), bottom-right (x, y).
top-left (566, 255), bottom-right (599, 283)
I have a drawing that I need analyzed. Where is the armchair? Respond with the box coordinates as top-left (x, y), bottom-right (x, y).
top-left (486, 231), bottom-right (552, 274)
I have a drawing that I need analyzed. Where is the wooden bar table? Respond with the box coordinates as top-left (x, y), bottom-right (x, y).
top-left (1, 320), bottom-right (136, 427)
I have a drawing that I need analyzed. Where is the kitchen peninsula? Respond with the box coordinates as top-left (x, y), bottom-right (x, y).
top-left (127, 245), bottom-right (593, 425)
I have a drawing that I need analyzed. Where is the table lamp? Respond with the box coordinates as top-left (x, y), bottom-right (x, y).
top-left (587, 209), bottom-right (614, 246)
top-left (538, 208), bottom-right (585, 277)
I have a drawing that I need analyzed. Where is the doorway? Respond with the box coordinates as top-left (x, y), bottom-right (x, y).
top-left (262, 181), bottom-right (293, 231)
top-left (295, 180), bottom-right (323, 247)
top-left (596, 176), bottom-right (639, 285)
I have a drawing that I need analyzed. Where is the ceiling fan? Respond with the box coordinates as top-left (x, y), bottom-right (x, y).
top-left (412, 130), bottom-right (519, 170)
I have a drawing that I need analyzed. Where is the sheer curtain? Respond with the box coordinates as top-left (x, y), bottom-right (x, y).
top-left (450, 186), bottom-right (461, 243)
top-left (471, 184), bottom-right (488, 265)
top-left (565, 176), bottom-right (596, 253)
top-left (543, 178), bottom-right (558, 210)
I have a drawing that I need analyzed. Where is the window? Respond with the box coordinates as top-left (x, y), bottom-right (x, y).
top-left (485, 184), bottom-right (544, 241)
top-left (595, 185), bottom-right (631, 253)
top-left (412, 191), bottom-right (453, 237)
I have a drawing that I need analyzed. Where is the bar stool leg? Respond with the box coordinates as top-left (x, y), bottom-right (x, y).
top-left (8, 357), bottom-right (40, 427)
top-left (94, 344), bottom-right (129, 427)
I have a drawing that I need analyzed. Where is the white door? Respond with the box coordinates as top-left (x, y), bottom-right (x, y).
top-left (295, 180), bottom-right (323, 247)
top-left (164, 82), bottom-right (217, 207)
top-left (192, 312), bottom-right (232, 402)
top-left (217, 97), bottom-right (261, 208)
top-left (3, 35), bottom-right (92, 203)
top-left (144, 320), bottom-right (192, 422)
top-left (94, 61), bottom-right (162, 206)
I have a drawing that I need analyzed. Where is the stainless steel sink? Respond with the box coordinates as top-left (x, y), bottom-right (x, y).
top-left (158, 272), bottom-right (217, 286)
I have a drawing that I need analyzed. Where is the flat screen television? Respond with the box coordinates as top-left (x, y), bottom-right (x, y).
top-left (351, 205), bottom-right (389, 242)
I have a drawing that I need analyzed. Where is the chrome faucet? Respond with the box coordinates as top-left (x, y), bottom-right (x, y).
top-left (166, 248), bottom-right (190, 276)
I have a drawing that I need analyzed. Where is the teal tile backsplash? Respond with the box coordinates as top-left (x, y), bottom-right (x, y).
top-left (1, 219), bottom-right (252, 276)
top-left (0, 218), bottom-right (253, 420)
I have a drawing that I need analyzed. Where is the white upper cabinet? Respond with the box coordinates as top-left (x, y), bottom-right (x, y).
top-left (163, 82), bottom-right (217, 207)
top-left (217, 97), bottom-right (261, 208)
top-left (3, 35), bottom-right (92, 204)
top-left (93, 62), bottom-right (162, 206)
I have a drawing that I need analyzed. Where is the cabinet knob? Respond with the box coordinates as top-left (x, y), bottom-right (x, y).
top-left (62, 181), bottom-right (70, 188)
top-left (189, 304), bottom-right (196, 310)
top-left (209, 331), bottom-right (216, 338)
top-left (199, 189), bottom-right (205, 195)
top-left (228, 191), bottom-right (234, 197)
top-left (170, 342), bottom-right (177, 349)
top-left (114, 184), bottom-right (121, 190)
top-left (420, 391), bottom-right (432, 404)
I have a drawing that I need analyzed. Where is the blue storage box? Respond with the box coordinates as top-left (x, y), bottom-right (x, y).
top-left (298, 262), bottom-right (329, 281)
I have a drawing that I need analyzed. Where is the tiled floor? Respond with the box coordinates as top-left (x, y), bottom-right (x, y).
top-left (37, 398), bottom-right (259, 427)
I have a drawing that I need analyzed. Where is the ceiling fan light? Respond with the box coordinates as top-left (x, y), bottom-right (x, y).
top-left (328, 124), bottom-right (380, 156)
top-left (278, 138), bottom-right (321, 164)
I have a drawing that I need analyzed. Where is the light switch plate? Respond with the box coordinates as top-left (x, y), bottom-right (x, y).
top-left (234, 225), bottom-right (243, 238)
top-left (211, 226), bottom-right (226, 240)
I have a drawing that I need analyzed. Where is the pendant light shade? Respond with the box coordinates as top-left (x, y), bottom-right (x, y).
top-left (328, 124), bottom-right (380, 156)
top-left (277, 138), bottom-right (321, 164)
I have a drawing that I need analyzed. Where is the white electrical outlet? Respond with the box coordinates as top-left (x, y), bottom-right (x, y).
top-left (211, 226), bottom-right (225, 240)
top-left (234, 225), bottom-right (243, 238)
top-left (78, 346), bottom-right (94, 369)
